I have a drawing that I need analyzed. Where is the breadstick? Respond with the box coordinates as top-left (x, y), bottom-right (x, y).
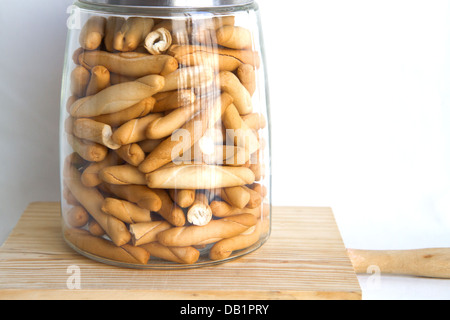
top-left (157, 213), bottom-right (257, 247)
top-left (248, 182), bottom-right (268, 198)
top-left (88, 219), bottom-right (106, 237)
top-left (72, 47), bottom-right (84, 66)
top-left (140, 242), bottom-right (200, 265)
top-left (220, 186), bottom-right (250, 209)
top-left (138, 93), bottom-right (233, 173)
top-left (99, 164), bottom-right (146, 185)
top-left (64, 117), bottom-right (75, 135)
top-left (70, 65), bottom-right (90, 98)
top-left (104, 16), bottom-right (126, 52)
top-left (81, 152), bottom-right (123, 187)
top-left (113, 17), bottom-right (154, 52)
top-left (152, 90), bottom-right (196, 113)
top-left (153, 189), bottom-right (186, 227)
top-left (169, 45), bottom-right (260, 69)
top-left (110, 72), bottom-right (137, 85)
top-left (73, 119), bottom-right (120, 150)
top-left (144, 27), bottom-right (172, 55)
top-left (219, 72), bottom-right (253, 115)
top-left (102, 198), bottom-right (151, 224)
top-left (174, 50), bottom-right (241, 72)
top-left (69, 76), bottom-right (165, 117)
top-left (243, 186), bottom-right (262, 209)
top-left (129, 221), bottom-right (172, 246)
top-left (187, 192), bottom-right (212, 226)
top-left (102, 184), bottom-right (162, 213)
top-left (112, 113), bottom-right (164, 146)
top-left (217, 25), bottom-right (253, 50)
top-left (145, 101), bottom-right (201, 140)
top-left (79, 50), bottom-right (179, 77)
top-left (64, 228), bottom-right (150, 265)
top-left (168, 189), bottom-right (196, 208)
top-left (237, 64), bottom-right (256, 96)
top-left (222, 103), bottom-right (260, 154)
top-left (209, 220), bottom-right (264, 260)
top-left (160, 65), bottom-right (215, 92)
top-left (85, 65), bottom-right (111, 96)
top-left (67, 134), bottom-right (108, 162)
top-left (138, 139), bottom-right (162, 153)
top-left (63, 184), bottom-right (79, 206)
top-left (145, 164), bottom-right (255, 189)
top-left (115, 143), bottom-right (146, 166)
top-left (91, 97), bottom-right (155, 127)
top-left (210, 200), bottom-right (262, 218)
top-left (64, 165), bottom-right (131, 247)
top-left (79, 16), bottom-right (106, 50)
top-left (242, 113), bottom-right (267, 131)
top-left (66, 206), bottom-right (89, 228)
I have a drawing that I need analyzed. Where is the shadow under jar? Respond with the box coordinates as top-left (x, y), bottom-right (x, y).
top-left (60, 0), bottom-right (272, 269)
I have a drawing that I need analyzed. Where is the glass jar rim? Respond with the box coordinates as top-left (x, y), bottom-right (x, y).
top-left (78, 0), bottom-right (255, 8)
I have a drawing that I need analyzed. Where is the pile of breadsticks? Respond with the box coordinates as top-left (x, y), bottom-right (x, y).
top-left (62, 14), bottom-right (270, 266)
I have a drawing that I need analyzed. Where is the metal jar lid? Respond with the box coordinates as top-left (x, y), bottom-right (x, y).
top-left (78, 0), bottom-right (255, 8)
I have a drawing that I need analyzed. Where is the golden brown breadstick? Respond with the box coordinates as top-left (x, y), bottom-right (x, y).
top-left (140, 242), bottom-right (200, 265)
top-left (222, 103), bottom-right (260, 155)
top-left (70, 65), bottom-right (91, 98)
top-left (99, 164), bottom-right (147, 185)
top-left (102, 184), bottom-right (162, 212)
top-left (243, 186), bottom-right (262, 209)
top-left (160, 65), bottom-right (215, 92)
top-left (73, 119), bottom-right (121, 150)
top-left (220, 186), bottom-right (250, 209)
top-left (109, 72), bottom-right (137, 85)
top-left (67, 134), bottom-right (108, 162)
top-left (112, 113), bottom-right (163, 146)
top-left (242, 113), bottom-right (267, 131)
top-left (219, 71), bottom-right (253, 115)
top-left (104, 16), bottom-right (126, 52)
top-left (209, 220), bottom-right (263, 260)
top-left (88, 219), bottom-right (106, 237)
top-left (145, 163), bottom-right (255, 189)
top-left (114, 17), bottom-right (154, 52)
top-left (248, 182), bottom-right (268, 198)
top-left (90, 97), bottom-right (155, 127)
top-left (79, 16), bottom-right (106, 50)
top-left (169, 45), bottom-right (260, 69)
top-left (157, 213), bottom-right (257, 247)
top-left (237, 64), bottom-right (256, 96)
top-left (85, 65), bottom-right (111, 96)
top-left (210, 200), bottom-right (262, 218)
top-left (63, 184), bottom-right (79, 206)
top-left (79, 50), bottom-right (179, 77)
top-left (65, 228), bottom-right (150, 265)
top-left (64, 165), bottom-right (131, 247)
top-left (152, 90), bottom-right (196, 113)
top-left (129, 221), bottom-right (172, 246)
top-left (102, 198), bottom-right (151, 224)
top-left (187, 192), bottom-right (212, 226)
top-left (138, 139), bottom-right (162, 153)
top-left (72, 47), bottom-right (84, 66)
top-left (153, 189), bottom-right (186, 227)
top-left (173, 50), bottom-right (240, 72)
top-left (145, 101), bottom-right (201, 140)
top-left (81, 152), bottom-right (123, 187)
top-left (144, 27), bottom-right (172, 55)
top-left (138, 93), bottom-right (233, 173)
top-left (69, 76), bottom-right (164, 118)
top-left (216, 25), bottom-right (253, 50)
top-left (66, 206), bottom-right (89, 228)
top-left (115, 143), bottom-right (146, 166)
top-left (168, 189), bottom-right (196, 208)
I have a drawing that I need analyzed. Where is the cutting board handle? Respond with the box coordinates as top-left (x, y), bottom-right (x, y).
top-left (347, 248), bottom-right (450, 279)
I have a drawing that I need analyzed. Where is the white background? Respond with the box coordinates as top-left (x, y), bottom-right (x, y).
top-left (1, 0), bottom-right (449, 299)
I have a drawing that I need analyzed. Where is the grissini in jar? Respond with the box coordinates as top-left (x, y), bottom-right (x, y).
top-left (139, 242), bottom-right (200, 265)
top-left (102, 197), bottom-right (152, 224)
top-left (157, 213), bottom-right (257, 247)
top-left (79, 16), bottom-right (106, 50)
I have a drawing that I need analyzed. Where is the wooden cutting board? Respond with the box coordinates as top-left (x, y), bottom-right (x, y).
top-left (0, 202), bottom-right (361, 300)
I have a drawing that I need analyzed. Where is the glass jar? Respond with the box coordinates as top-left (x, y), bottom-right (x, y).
top-left (60, 0), bottom-right (271, 268)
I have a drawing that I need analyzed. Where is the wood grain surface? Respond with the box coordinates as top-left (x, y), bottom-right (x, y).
top-left (0, 202), bottom-right (361, 300)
